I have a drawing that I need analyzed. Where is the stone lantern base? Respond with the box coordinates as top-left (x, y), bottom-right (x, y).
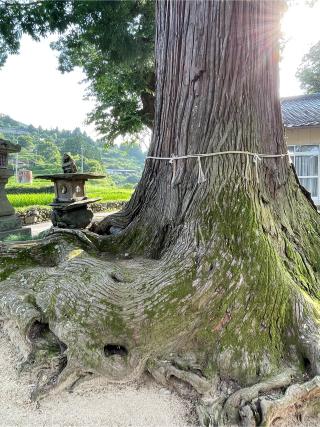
top-left (0, 138), bottom-right (31, 241)
top-left (51, 204), bottom-right (94, 229)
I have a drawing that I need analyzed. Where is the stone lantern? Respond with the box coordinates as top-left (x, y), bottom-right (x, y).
top-left (0, 138), bottom-right (31, 240)
top-left (36, 154), bottom-right (105, 229)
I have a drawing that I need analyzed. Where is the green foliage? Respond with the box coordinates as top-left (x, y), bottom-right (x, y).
top-left (2, 233), bottom-right (40, 242)
top-left (0, 114), bottom-right (105, 174)
top-left (0, 1), bottom-right (71, 66)
top-left (17, 134), bottom-right (35, 150)
top-left (1, 114), bottom-right (146, 188)
top-left (103, 142), bottom-right (145, 187)
top-left (0, 0), bottom-right (156, 141)
top-left (296, 41), bottom-right (320, 93)
top-left (37, 140), bottom-right (61, 165)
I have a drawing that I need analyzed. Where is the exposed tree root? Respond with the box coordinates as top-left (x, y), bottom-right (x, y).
top-left (147, 359), bottom-right (320, 426)
top-left (1, 188), bottom-right (320, 425)
top-left (4, 313), bottom-right (320, 427)
top-left (148, 360), bottom-right (212, 396)
top-left (194, 373), bottom-right (320, 426)
top-left (30, 353), bottom-right (67, 401)
top-left (221, 368), bottom-right (296, 425)
top-left (260, 376), bottom-right (320, 426)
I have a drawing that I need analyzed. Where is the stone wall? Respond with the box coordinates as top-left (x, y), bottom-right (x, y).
top-left (92, 201), bottom-right (125, 213)
top-left (17, 201), bottom-right (126, 226)
top-left (18, 208), bottom-right (51, 225)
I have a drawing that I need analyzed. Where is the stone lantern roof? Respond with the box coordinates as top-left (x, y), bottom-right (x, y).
top-left (0, 138), bottom-right (21, 153)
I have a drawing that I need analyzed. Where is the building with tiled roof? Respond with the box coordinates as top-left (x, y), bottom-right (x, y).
top-left (282, 93), bottom-right (320, 128)
top-left (281, 93), bottom-right (320, 205)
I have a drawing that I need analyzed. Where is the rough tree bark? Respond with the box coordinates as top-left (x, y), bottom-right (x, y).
top-left (1, 1), bottom-right (320, 425)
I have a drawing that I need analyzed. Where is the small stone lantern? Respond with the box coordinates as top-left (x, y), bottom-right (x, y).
top-left (36, 154), bottom-right (105, 229)
top-left (0, 138), bottom-right (31, 240)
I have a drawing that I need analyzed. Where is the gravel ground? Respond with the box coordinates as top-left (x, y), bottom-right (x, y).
top-left (0, 330), bottom-right (195, 427)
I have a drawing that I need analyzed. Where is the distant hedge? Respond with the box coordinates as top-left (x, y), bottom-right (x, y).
top-left (6, 186), bottom-right (54, 194)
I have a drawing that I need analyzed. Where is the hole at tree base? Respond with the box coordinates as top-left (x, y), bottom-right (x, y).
top-left (303, 357), bottom-right (311, 374)
top-left (104, 344), bottom-right (128, 357)
top-left (110, 272), bottom-right (123, 283)
top-left (27, 320), bottom-right (50, 341)
top-left (27, 320), bottom-right (67, 354)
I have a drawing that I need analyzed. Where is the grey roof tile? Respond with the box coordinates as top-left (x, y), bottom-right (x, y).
top-left (281, 93), bottom-right (320, 128)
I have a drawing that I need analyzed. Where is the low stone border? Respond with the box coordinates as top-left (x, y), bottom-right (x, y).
top-left (92, 201), bottom-right (125, 213)
top-left (18, 207), bottom-right (51, 225)
top-left (17, 201), bottom-right (126, 226)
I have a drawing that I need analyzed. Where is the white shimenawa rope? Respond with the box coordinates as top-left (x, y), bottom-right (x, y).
top-left (146, 151), bottom-right (289, 184)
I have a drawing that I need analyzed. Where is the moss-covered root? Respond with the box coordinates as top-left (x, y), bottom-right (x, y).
top-left (220, 368), bottom-right (296, 425)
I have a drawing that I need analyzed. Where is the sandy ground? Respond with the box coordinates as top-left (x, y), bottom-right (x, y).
top-left (0, 330), bottom-right (195, 427)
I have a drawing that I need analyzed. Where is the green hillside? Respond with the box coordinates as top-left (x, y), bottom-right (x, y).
top-left (0, 114), bottom-right (146, 187)
top-left (102, 144), bottom-right (145, 186)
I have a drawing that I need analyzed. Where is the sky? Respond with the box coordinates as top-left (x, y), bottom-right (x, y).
top-left (280, 1), bottom-right (320, 96)
top-left (0, 1), bottom-right (320, 140)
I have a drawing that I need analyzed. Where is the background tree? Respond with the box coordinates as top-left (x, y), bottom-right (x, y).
top-left (0, 0), bottom-right (155, 142)
top-left (37, 139), bottom-right (61, 165)
top-left (1, 1), bottom-right (320, 426)
top-left (3, 0), bottom-right (319, 142)
top-left (17, 134), bottom-right (35, 151)
top-left (296, 41), bottom-right (320, 92)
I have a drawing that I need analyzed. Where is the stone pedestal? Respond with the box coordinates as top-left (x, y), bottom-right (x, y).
top-left (0, 149), bottom-right (31, 241)
top-left (0, 214), bottom-right (21, 231)
top-left (0, 170), bottom-right (15, 217)
top-left (0, 224), bottom-right (31, 240)
top-left (0, 201), bottom-right (31, 240)
top-left (51, 205), bottom-right (94, 229)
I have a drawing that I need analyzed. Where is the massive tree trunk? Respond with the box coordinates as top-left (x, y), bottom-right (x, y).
top-left (94, 0), bottom-right (290, 253)
top-left (1, 1), bottom-right (320, 425)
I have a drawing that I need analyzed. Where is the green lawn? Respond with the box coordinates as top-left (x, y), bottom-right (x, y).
top-left (7, 178), bottom-right (133, 209)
